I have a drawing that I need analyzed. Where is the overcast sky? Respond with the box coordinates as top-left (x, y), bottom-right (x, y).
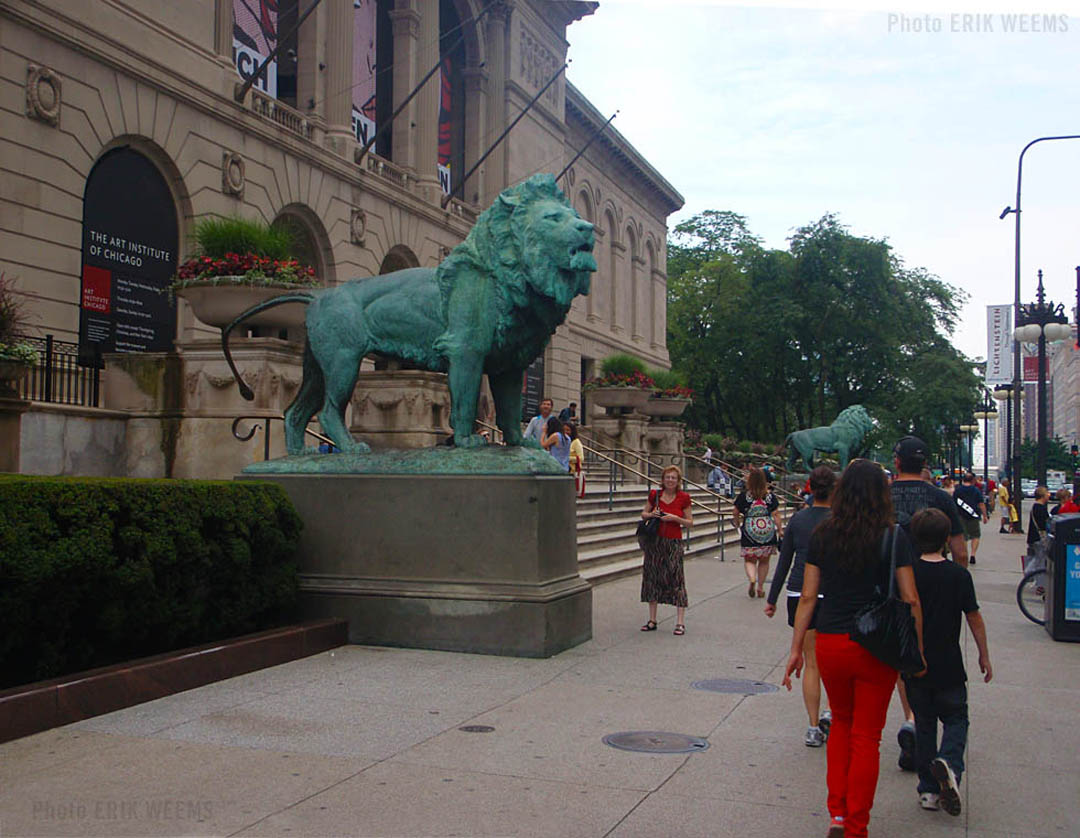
top-left (564, 0), bottom-right (1079, 364)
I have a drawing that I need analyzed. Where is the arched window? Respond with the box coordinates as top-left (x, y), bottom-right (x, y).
top-left (379, 244), bottom-right (420, 274)
top-left (271, 205), bottom-right (330, 284)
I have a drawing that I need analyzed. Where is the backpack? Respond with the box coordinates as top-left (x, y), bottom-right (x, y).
top-left (744, 494), bottom-right (777, 544)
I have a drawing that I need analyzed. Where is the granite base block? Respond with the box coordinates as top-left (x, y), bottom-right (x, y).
top-left (239, 471), bottom-right (593, 658)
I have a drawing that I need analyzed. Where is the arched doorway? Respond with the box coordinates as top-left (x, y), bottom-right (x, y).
top-left (379, 245), bottom-right (420, 275)
top-left (78, 146), bottom-right (179, 365)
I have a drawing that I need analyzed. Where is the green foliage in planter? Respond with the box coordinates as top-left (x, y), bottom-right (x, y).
top-left (0, 476), bottom-right (303, 689)
top-left (703, 433), bottom-right (725, 452)
top-left (194, 216), bottom-right (295, 261)
top-left (737, 440), bottom-right (753, 454)
top-left (647, 368), bottom-right (684, 390)
top-left (0, 270), bottom-right (37, 365)
top-left (600, 353), bottom-right (648, 377)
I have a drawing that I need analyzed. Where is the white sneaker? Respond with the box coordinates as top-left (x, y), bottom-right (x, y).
top-left (919, 792), bottom-right (940, 810)
top-left (818, 709), bottom-right (832, 740)
top-left (804, 725), bottom-right (825, 747)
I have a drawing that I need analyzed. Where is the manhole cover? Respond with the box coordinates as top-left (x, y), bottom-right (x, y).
top-left (602, 731), bottom-right (709, 754)
top-left (692, 678), bottom-right (779, 695)
top-left (458, 725), bottom-right (495, 733)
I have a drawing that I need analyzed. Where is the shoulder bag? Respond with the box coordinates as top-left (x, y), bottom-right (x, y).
top-left (636, 490), bottom-right (661, 541)
top-left (850, 526), bottom-right (924, 675)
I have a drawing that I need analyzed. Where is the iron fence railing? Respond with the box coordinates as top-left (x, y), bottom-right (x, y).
top-left (15, 334), bottom-right (100, 407)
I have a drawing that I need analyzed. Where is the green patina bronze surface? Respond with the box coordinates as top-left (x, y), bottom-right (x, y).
top-left (242, 445), bottom-right (571, 476)
top-left (784, 404), bottom-right (873, 471)
top-left (222, 174), bottom-right (597, 461)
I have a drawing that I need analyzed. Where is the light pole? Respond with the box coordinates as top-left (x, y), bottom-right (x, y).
top-left (973, 390), bottom-right (999, 492)
top-left (960, 424), bottom-right (979, 473)
top-left (1014, 270), bottom-right (1071, 486)
top-left (1000, 134), bottom-right (1080, 533)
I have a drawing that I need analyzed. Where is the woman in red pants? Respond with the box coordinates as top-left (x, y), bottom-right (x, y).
top-left (783, 460), bottom-right (924, 838)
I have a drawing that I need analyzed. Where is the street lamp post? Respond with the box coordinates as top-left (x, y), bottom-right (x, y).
top-left (994, 384), bottom-right (1017, 530)
top-left (973, 390), bottom-right (999, 494)
top-left (1000, 134), bottom-right (1080, 536)
top-left (1014, 269), bottom-right (1071, 487)
top-left (960, 424), bottom-right (979, 473)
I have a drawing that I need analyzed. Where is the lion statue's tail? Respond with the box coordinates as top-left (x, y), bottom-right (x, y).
top-left (221, 292), bottom-right (316, 400)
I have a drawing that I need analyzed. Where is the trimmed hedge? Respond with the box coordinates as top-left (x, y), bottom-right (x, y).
top-left (0, 476), bottom-right (302, 689)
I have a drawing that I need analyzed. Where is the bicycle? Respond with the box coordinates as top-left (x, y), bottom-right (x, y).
top-left (1017, 548), bottom-right (1048, 625)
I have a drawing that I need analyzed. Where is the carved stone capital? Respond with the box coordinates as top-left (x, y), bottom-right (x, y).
top-left (222, 152), bottom-right (245, 198)
top-left (387, 8), bottom-right (421, 38)
top-left (610, 240), bottom-right (627, 253)
top-left (350, 207), bottom-right (367, 246)
top-left (26, 64), bottom-right (61, 126)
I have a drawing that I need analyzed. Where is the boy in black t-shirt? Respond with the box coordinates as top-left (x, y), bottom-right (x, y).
top-left (904, 508), bottom-right (993, 817)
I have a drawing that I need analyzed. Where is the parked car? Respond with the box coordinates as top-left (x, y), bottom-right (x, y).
top-left (1021, 479), bottom-right (1038, 498)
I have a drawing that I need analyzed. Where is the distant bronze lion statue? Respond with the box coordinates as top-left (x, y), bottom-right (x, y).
top-left (222, 174), bottom-right (597, 454)
top-left (784, 404), bottom-right (873, 471)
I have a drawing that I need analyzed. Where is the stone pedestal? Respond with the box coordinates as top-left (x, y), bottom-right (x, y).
top-left (591, 412), bottom-right (651, 484)
top-left (238, 471), bottom-right (592, 658)
top-left (646, 420), bottom-right (685, 472)
top-left (0, 395), bottom-right (31, 472)
top-left (349, 370), bottom-right (452, 449)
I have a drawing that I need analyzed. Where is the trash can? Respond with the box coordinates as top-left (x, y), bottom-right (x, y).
top-left (1045, 513), bottom-right (1080, 642)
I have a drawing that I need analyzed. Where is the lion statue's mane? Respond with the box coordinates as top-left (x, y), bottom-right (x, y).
top-left (784, 404), bottom-right (874, 471)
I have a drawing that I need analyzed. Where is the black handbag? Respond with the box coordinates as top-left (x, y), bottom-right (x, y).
top-left (850, 526), bottom-right (924, 675)
top-left (636, 490), bottom-right (661, 541)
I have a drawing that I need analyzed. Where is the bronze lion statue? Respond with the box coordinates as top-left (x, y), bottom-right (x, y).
top-left (222, 174), bottom-right (597, 454)
top-left (784, 404), bottom-right (873, 471)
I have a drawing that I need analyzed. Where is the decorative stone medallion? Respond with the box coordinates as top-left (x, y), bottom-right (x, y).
top-left (26, 64), bottom-right (61, 126)
top-left (221, 152), bottom-right (245, 198)
top-left (350, 207), bottom-right (366, 246)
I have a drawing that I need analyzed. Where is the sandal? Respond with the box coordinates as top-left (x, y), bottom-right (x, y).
top-left (641, 620), bottom-right (658, 631)
top-left (673, 624), bottom-right (686, 636)
top-left (757, 588), bottom-right (765, 598)
top-left (748, 582), bottom-right (756, 598)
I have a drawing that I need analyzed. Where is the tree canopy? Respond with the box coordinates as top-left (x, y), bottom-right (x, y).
top-left (666, 211), bottom-right (981, 461)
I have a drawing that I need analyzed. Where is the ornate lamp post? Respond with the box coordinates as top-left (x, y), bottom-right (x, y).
top-left (960, 424), bottom-right (979, 472)
top-left (973, 390), bottom-right (999, 492)
top-left (1000, 134), bottom-right (1080, 534)
top-left (1013, 270), bottom-right (1071, 486)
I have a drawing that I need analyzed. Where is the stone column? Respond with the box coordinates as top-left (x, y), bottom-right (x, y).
top-left (650, 266), bottom-right (665, 349)
top-left (214, 0), bottom-right (233, 63)
top-left (389, 2), bottom-right (420, 170)
top-left (461, 65), bottom-right (489, 205)
top-left (414, 0), bottom-right (442, 203)
top-left (323, 0), bottom-right (355, 157)
top-left (631, 254), bottom-right (646, 343)
top-left (609, 239), bottom-right (626, 335)
top-left (482, 1), bottom-right (512, 205)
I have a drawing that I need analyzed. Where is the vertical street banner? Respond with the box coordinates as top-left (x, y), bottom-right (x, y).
top-left (986, 304), bottom-right (1013, 385)
top-left (233, 0), bottom-right (278, 98)
top-left (352, 0), bottom-right (377, 146)
top-left (437, 55), bottom-right (453, 195)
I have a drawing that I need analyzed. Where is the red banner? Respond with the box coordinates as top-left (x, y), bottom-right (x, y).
top-left (1023, 355), bottom-right (1047, 382)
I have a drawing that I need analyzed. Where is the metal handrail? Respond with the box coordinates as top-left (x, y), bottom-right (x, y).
top-left (232, 415), bottom-right (335, 460)
top-left (684, 450), bottom-right (804, 506)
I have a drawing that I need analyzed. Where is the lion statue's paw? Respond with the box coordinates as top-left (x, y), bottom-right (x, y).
top-left (521, 439), bottom-right (543, 451)
top-left (455, 433), bottom-right (489, 449)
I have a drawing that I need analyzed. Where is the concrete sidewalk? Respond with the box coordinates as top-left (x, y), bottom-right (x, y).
top-left (1, 528), bottom-right (1077, 837)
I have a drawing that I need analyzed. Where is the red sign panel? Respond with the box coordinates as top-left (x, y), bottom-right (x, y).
top-left (1023, 355), bottom-right (1047, 382)
top-left (81, 265), bottom-right (111, 314)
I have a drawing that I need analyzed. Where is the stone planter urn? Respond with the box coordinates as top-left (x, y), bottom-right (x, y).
top-left (176, 281), bottom-right (310, 329)
top-left (0, 359), bottom-right (32, 397)
top-left (587, 386), bottom-right (651, 412)
top-left (642, 395), bottom-right (691, 418)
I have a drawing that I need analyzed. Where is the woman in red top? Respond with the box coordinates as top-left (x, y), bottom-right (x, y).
top-left (639, 465), bottom-right (694, 635)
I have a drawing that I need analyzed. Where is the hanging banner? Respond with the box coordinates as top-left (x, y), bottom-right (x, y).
top-left (437, 55), bottom-right (453, 195)
top-left (1023, 354), bottom-right (1047, 383)
top-left (233, 0), bottom-right (278, 98)
top-left (986, 304), bottom-right (1013, 385)
top-left (78, 148), bottom-right (178, 364)
top-left (352, 0), bottom-right (377, 146)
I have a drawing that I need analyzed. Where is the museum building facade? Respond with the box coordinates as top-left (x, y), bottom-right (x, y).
top-left (0, 0), bottom-right (683, 478)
